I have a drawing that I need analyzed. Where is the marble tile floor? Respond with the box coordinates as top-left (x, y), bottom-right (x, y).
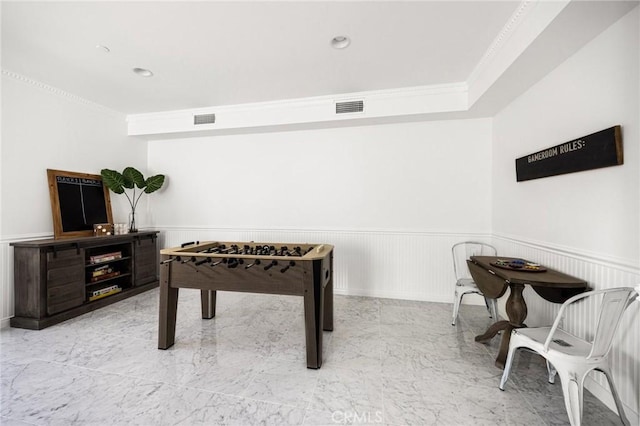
top-left (0, 289), bottom-right (624, 425)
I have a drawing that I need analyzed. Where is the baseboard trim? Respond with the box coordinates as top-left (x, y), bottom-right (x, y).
top-left (0, 318), bottom-right (10, 330)
top-left (584, 375), bottom-right (639, 424)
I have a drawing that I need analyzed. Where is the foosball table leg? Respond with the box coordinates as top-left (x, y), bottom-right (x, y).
top-left (303, 259), bottom-right (327, 369)
top-left (323, 278), bottom-right (334, 332)
top-left (158, 262), bottom-right (179, 349)
top-left (303, 290), bottom-right (322, 369)
top-left (201, 290), bottom-right (216, 319)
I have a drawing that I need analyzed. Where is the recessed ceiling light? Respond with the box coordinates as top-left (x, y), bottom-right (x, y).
top-left (331, 36), bottom-right (350, 49)
top-left (96, 44), bottom-right (110, 53)
top-left (133, 67), bottom-right (153, 77)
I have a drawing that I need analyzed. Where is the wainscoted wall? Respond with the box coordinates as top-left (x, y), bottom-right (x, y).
top-left (493, 234), bottom-right (640, 423)
top-left (157, 227), bottom-right (492, 303)
top-left (0, 228), bottom-right (490, 328)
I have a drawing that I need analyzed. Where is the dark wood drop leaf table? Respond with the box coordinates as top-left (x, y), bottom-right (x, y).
top-left (467, 256), bottom-right (588, 368)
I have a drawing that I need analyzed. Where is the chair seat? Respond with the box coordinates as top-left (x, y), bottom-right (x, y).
top-left (456, 278), bottom-right (477, 287)
top-left (513, 327), bottom-right (592, 358)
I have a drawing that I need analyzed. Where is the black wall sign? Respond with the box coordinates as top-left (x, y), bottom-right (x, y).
top-left (515, 126), bottom-right (623, 182)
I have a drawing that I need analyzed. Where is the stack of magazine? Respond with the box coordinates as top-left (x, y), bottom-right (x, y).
top-left (90, 264), bottom-right (120, 282)
top-left (88, 284), bottom-right (122, 301)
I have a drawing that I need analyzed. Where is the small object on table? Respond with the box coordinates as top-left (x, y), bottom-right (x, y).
top-left (491, 259), bottom-right (546, 272)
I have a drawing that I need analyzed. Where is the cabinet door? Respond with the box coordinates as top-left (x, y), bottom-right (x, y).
top-left (46, 248), bottom-right (85, 315)
top-left (134, 235), bottom-right (158, 286)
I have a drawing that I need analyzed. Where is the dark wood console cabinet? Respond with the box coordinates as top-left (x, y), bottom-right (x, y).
top-left (10, 231), bottom-right (159, 330)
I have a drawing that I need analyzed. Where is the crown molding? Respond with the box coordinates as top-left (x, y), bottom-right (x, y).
top-left (466, 0), bottom-right (570, 108)
top-left (468, 1), bottom-right (535, 85)
top-left (1, 69), bottom-right (123, 117)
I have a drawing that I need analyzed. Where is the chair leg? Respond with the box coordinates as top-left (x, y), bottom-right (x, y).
top-left (499, 346), bottom-right (518, 390)
top-left (601, 367), bottom-right (631, 426)
top-left (558, 370), bottom-right (584, 426)
top-left (486, 297), bottom-right (498, 320)
top-left (546, 360), bottom-right (557, 384)
top-left (452, 288), bottom-right (463, 326)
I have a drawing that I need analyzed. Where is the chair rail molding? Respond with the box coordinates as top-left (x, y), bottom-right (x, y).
top-left (493, 232), bottom-right (640, 273)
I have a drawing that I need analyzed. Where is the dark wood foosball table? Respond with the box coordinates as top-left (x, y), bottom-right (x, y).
top-left (157, 241), bottom-right (334, 369)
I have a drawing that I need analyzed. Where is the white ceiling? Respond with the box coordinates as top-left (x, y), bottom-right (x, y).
top-left (2, 1), bottom-right (520, 114)
top-left (2, 1), bottom-right (638, 117)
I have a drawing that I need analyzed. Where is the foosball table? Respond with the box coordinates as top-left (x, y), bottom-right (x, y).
top-left (157, 241), bottom-right (334, 369)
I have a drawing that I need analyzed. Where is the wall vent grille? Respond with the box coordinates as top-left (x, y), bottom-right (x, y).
top-left (335, 100), bottom-right (364, 114)
top-left (194, 113), bottom-right (216, 125)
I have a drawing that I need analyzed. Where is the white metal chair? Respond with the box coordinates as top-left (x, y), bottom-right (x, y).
top-left (451, 241), bottom-right (498, 326)
top-left (499, 287), bottom-right (639, 426)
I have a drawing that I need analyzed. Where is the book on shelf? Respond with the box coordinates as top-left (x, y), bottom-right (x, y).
top-left (92, 264), bottom-right (113, 277)
top-left (88, 286), bottom-right (122, 301)
top-left (89, 284), bottom-right (120, 297)
top-left (89, 271), bottom-right (120, 282)
top-left (89, 251), bottom-right (123, 264)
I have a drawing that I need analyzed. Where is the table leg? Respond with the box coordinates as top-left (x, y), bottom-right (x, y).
top-left (475, 320), bottom-right (510, 343)
top-left (303, 260), bottom-right (325, 369)
top-left (323, 258), bottom-right (334, 332)
top-left (476, 283), bottom-right (528, 368)
top-left (201, 290), bottom-right (216, 319)
top-left (158, 263), bottom-right (179, 349)
top-left (505, 283), bottom-right (527, 326)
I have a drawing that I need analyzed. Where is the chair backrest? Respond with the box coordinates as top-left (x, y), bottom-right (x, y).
top-left (545, 287), bottom-right (639, 358)
top-left (589, 287), bottom-right (638, 358)
top-left (451, 241), bottom-right (497, 280)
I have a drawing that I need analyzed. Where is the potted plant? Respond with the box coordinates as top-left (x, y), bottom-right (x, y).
top-left (100, 167), bottom-right (165, 233)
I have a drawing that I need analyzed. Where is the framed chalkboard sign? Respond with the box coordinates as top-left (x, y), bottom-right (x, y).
top-left (47, 169), bottom-right (114, 239)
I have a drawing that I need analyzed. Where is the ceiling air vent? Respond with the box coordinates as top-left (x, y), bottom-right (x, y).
top-left (335, 100), bottom-right (364, 114)
top-left (194, 113), bottom-right (216, 125)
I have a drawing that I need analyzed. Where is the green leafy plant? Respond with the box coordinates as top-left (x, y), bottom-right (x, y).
top-left (100, 167), bottom-right (165, 232)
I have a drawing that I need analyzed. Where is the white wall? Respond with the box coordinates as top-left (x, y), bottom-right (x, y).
top-left (148, 118), bottom-right (493, 301)
top-left (0, 71), bottom-right (149, 324)
top-left (492, 8), bottom-right (639, 268)
top-left (492, 8), bottom-right (639, 422)
top-left (148, 119), bottom-right (492, 232)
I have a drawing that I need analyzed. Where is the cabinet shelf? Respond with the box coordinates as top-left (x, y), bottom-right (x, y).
top-left (87, 272), bottom-right (131, 286)
top-left (86, 256), bottom-right (131, 268)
